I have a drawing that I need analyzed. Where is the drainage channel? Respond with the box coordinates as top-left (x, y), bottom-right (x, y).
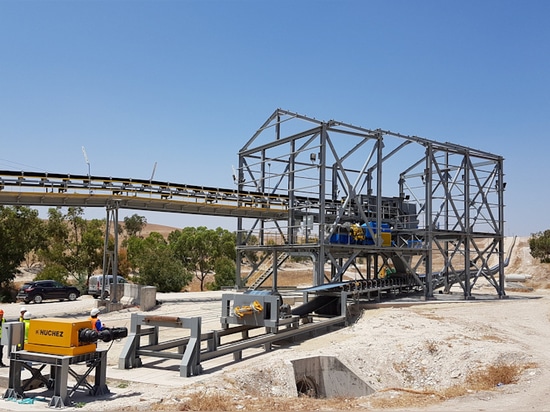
top-left (291, 356), bottom-right (375, 398)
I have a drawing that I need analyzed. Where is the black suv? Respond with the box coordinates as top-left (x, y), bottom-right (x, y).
top-left (16, 280), bottom-right (80, 304)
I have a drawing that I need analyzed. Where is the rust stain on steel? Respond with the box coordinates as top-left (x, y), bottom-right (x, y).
top-left (144, 316), bottom-right (182, 324)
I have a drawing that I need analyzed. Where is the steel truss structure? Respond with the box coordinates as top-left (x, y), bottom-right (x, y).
top-left (0, 109), bottom-right (507, 299)
top-left (235, 109), bottom-right (507, 299)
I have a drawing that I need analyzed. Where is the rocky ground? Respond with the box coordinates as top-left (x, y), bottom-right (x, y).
top-left (3, 235), bottom-right (549, 411)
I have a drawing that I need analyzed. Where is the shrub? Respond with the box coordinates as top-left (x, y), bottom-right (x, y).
top-left (34, 263), bottom-right (69, 284)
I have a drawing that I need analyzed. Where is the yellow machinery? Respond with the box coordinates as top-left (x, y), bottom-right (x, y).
top-left (24, 318), bottom-right (97, 356)
top-left (3, 317), bottom-right (127, 407)
top-left (233, 300), bottom-right (263, 318)
top-left (380, 231), bottom-right (392, 246)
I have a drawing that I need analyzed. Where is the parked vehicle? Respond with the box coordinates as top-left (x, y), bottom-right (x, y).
top-left (16, 280), bottom-right (80, 304)
top-left (87, 275), bottom-right (127, 299)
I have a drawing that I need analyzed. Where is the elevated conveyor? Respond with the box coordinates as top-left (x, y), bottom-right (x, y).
top-left (0, 170), bottom-right (290, 220)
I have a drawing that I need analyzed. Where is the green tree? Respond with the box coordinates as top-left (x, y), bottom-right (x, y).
top-left (170, 226), bottom-right (236, 291)
top-left (117, 248), bottom-right (132, 277)
top-left (123, 214), bottom-right (147, 238)
top-left (529, 230), bottom-right (550, 263)
top-left (0, 206), bottom-right (46, 298)
top-left (207, 256), bottom-right (237, 290)
top-left (127, 232), bottom-right (192, 292)
top-left (34, 263), bottom-right (69, 283)
top-left (80, 219), bottom-right (105, 281)
top-left (38, 207), bottom-right (104, 290)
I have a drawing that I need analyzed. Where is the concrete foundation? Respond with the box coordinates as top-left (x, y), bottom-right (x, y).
top-left (139, 286), bottom-right (157, 311)
top-left (291, 356), bottom-right (374, 398)
top-left (96, 284), bottom-right (157, 312)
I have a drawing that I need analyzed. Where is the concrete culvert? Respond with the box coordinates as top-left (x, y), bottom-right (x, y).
top-left (296, 375), bottom-right (318, 397)
top-left (291, 356), bottom-right (375, 398)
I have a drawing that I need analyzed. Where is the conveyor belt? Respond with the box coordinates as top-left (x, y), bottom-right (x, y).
top-left (0, 170), bottom-right (291, 219)
top-left (298, 276), bottom-right (420, 294)
top-left (298, 282), bottom-right (349, 292)
top-left (291, 295), bottom-right (341, 317)
top-left (0, 169), bottom-right (341, 220)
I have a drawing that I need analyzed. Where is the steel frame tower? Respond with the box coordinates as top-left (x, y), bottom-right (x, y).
top-left (235, 109), bottom-right (506, 299)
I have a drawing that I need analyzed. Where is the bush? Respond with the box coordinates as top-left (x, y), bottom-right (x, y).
top-left (529, 230), bottom-right (550, 262)
top-left (34, 263), bottom-right (69, 284)
top-left (207, 257), bottom-right (236, 290)
top-left (134, 249), bottom-right (192, 292)
top-left (0, 283), bottom-right (18, 303)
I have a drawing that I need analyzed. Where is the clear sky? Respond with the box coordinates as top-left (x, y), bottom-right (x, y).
top-left (1, 0), bottom-right (548, 236)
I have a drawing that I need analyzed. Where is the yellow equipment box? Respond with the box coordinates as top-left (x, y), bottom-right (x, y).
top-left (25, 318), bottom-right (97, 356)
top-left (381, 232), bottom-right (392, 247)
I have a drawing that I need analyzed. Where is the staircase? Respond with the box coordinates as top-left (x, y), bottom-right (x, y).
top-left (247, 252), bottom-right (289, 291)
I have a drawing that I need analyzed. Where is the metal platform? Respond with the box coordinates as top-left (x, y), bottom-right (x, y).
top-left (118, 310), bottom-right (347, 377)
top-left (3, 350), bottom-right (108, 408)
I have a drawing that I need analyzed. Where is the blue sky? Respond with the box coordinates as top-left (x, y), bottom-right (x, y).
top-left (1, 0), bottom-right (548, 236)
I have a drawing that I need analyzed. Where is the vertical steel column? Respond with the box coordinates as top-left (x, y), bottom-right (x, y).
top-left (102, 201), bottom-right (120, 303)
top-left (443, 152), bottom-right (450, 290)
top-left (180, 316), bottom-right (202, 377)
top-left (112, 205), bottom-right (119, 303)
top-left (272, 250), bottom-right (278, 292)
top-left (497, 157), bottom-right (506, 298)
top-left (260, 149), bottom-right (266, 246)
top-left (236, 154), bottom-right (245, 290)
top-left (288, 138), bottom-right (296, 245)
top-left (316, 124), bottom-right (328, 286)
top-left (4, 352), bottom-right (22, 400)
top-left (49, 357), bottom-right (70, 408)
top-left (375, 132), bottom-right (383, 247)
top-left (236, 222), bottom-right (243, 289)
top-left (424, 144), bottom-right (434, 299)
top-left (463, 153), bottom-right (472, 299)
